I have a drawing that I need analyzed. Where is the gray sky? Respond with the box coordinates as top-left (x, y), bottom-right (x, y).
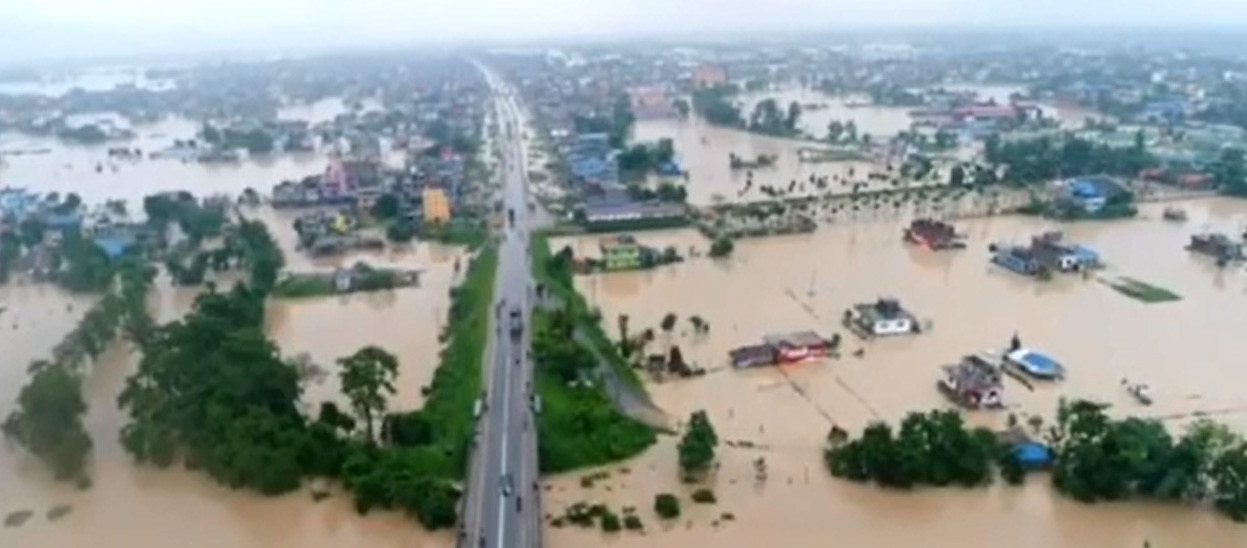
top-left (3, 0), bottom-right (1247, 62)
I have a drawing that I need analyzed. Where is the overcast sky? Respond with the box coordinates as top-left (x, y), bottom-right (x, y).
top-left (3, 0), bottom-right (1247, 62)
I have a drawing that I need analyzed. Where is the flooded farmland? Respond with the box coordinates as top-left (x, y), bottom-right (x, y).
top-left (545, 198), bottom-right (1247, 548)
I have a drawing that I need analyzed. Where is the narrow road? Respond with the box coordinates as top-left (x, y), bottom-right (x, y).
top-left (460, 63), bottom-right (541, 548)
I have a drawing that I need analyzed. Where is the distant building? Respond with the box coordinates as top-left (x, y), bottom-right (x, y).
top-left (422, 187), bottom-right (452, 224)
top-left (1061, 175), bottom-right (1127, 214)
top-left (991, 231), bottom-right (1100, 276)
top-left (600, 234), bottom-right (641, 270)
top-left (693, 65), bottom-right (728, 88)
top-left (628, 86), bottom-right (674, 119)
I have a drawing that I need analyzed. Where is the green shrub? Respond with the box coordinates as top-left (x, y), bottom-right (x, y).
top-left (654, 493), bottom-right (681, 519)
top-left (600, 509), bottom-right (621, 532)
top-left (691, 488), bottom-right (717, 504)
top-left (623, 514), bottom-right (644, 531)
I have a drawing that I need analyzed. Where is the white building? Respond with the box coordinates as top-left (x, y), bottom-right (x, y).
top-left (849, 298), bottom-right (917, 337)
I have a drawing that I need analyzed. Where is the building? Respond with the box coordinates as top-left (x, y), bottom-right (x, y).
top-left (848, 298), bottom-right (918, 337)
top-left (628, 86), bottom-right (674, 119)
top-left (903, 219), bottom-right (966, 250)
top-left (600, 234), bottom-right (641, 270)
top-left (938, 355), bottom-right (1005, 410)
top-left (693, 65), bottom-right (728, 88)
top-left (1061, 176), bottom-right (1126, 214)
top-left (729, 344), bottom-right (778, 369)
top-left (581, 199), bottom-right (686, 226)
top-left (422, 187), bottom-right (451, 224)
top-left (1187, 233), bottom-right (1245, 262)
top-left (991, 232), bottom-right (1100, 276)
top-left (760, 331), bottom-right (832, 363)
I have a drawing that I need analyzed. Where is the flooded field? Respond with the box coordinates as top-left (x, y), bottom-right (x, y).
top-left (0, 206), bottom-right (460, 547)
top-left (546, 198), bottom-right (1247, 548)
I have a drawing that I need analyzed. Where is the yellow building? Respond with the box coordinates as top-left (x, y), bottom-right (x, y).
top-left (422, 188), bottom-right (451, 224)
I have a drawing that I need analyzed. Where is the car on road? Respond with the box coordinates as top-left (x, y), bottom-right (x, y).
top-left (508, 308), bottom-right (522, 338)
top-left (501, 473), bottom-right (514, 497)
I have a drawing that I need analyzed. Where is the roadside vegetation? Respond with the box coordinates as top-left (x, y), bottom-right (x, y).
top-left (530, 232), bottom-right (645, 391)
top-left (1104, 276), bottom-right (1182, 303)
top-left (532, 306), bottom-right (655, 473)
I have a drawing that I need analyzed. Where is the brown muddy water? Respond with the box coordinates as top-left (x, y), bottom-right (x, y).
top-left (1, 206), bottom-right (460, 548)
top-left (546, 198), bottom-right (1247, 548)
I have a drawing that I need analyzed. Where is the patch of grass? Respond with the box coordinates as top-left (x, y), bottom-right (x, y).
top-left (691, 488), bottom-right (717, 504)
top-left (419, 219), bottom-right (489, 250)
top-left (530, 232), bottom-right (645, 392)
top-left (1106, 277), bottom-right (1182, 304)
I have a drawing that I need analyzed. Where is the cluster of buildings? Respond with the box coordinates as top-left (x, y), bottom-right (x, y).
top-left (0, 187), bottom-right (149, 278)
top-left (729, 331), bottom-right (836, 369)
top-left (271, 153), bottom-right (459, 226)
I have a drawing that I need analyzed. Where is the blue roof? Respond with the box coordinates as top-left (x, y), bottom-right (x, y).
top-left (1069, 180), bottom-right (1102, 198)
top-left (94, 234), bottom-right (135, 258)
top-left (1013, 443), bottom-right (1052, 467)
top-left (42, 212), bottom-right (82, 228)
top-left (1008, 348), bottom-right (1064, 378)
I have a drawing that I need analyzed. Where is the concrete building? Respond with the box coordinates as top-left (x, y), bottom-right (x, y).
top-left (599, 234), bottom-right (641, 270)
top-left (422, 187), bottom-right (452, 224)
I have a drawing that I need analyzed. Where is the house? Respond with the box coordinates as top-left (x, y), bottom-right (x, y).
top-left (991, 232), bottom-right (1100, 276)
top-left (760, 331), bottom-right (832, 363)
top-left (581, 199), bottom-right (686, 226)
top-left (0, 188), bottom-right (39, 218)
top-left (938, 354), bottom-right (1005, 410)
top-left (1187, 233), bottom-right (1245, 262)
top-left (422, 187), bottom-right (451, 224)
top-left (903, 219), bottom-right (966, 250)
top-left (729, 344), bottom-right (778, 369)
top-left (692, 65), bottom-right (728, 88)
top-left (847, 298), bottom-right (918, 337)
top-left (600, 234), bottom-right (641, 270)
top-left (628, 86), bottom-right (674, 119)
top-left (1061, 176), bottom-right (1126, 214)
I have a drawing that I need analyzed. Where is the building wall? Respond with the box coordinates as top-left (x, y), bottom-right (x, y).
top-left (422, 188), bottom-right (451, 224)
top-left (871, 317), bottom-right (913, 336)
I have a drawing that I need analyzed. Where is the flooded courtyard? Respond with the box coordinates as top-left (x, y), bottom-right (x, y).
top-left (545, 198), bottom-right (1247, 548)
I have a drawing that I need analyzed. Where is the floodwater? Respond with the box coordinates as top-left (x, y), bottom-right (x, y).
top-left (0, 120), bottom-right (325, 208)
top-left (737, 88), bottom-right (916, 140)
top-left (546, 197), bottom-right (1247, 548)
top-left (0, 208), bottom-right (462, 548)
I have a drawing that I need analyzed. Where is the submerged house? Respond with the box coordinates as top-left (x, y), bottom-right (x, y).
top-left (846, 298), bottom-right (919, 337)
top-left (938, 354), bottom-right (1005, 410)
top-left (1059, 176), bottom-right (1127, 214)
top-left (904, 219), bottom-right (966, 250)
top-left (600, 234), bottom-right (642, 270)
top-left (991, 231), bottom-right (1100, 276)
top-left (729, 331), bottom-right (833, 368)
top-left (1187, 233), bottom-right (1244, 263)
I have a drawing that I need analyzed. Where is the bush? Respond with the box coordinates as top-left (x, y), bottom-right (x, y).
top-left (691, 488), bottom-right (717, 504)
top-left (600, 509), bottom-right (621, 532)
top-left (654, 493), bottom-right (681, 519)
top-left (708, 237), bottom-right (735, 258)
top-left (623, 514), bottom-right (644, 531)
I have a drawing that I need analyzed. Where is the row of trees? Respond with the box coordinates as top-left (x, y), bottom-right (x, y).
top-left (749, 99), bottom-right (801, 137)
top-left (572, 94), bottom-right (636, 149)
top-left (692, 84), bottom-right (744, 127)
top-left (983, 132), bottom-right (1155, 185)
top-left (2, 254), bottom-right (156, 483)
top-left (826, 401), bottom-right (1247, 523)
top-left (825, 410), bottom-right (998, 489)
top-left (617, 138), bottom-right (676, 174)
top-left (1050, 400), bottom-right (1247, 521)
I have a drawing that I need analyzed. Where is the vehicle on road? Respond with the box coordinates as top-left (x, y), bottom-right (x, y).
top-left (508, 207), bottom-right (515, 227)
top-left (502, 473), bottom-right (514, 497)
top-left (473, 398), bottom-right (483, 419)
top-left (509, 308), bottom-right (523, 338)
top-left (516, 496), bottom-right (522, 513)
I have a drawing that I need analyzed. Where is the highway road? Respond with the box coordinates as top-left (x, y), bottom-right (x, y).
top-left (461, 63), bottom-right (541, 548)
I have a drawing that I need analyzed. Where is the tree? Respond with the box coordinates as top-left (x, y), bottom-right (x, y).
top-left (2, 361), bottom-right (92, 482)
top-left (825, 410), bottom-right (996, 489)
top-left (19, 217), bottom-right (45, 249)
top-left (617, 314), bottom-right (631, 358)
top-left (660, 313), bottom-right (678, 337)
top-left (678, 410), bottom-right (718, 476)
top-left (57, 230), bottom-right (116, 293)
top-left (1214, 148), bottom-right (1247, 196)
top-left (950, 165), bottom-right (967, 187)
top-left (672, 99), bottom-right (690, 118)
top-left (709, 237), bottom-right (735, 258)
top-left (338, 346), bottom-right (399, 442)
top-left (386, 221), bottom-right (417, 243)
top-left (786, 101), bottom-right (802, 132)
top-left (372, 193), bottom-right (401, 220)
top-left (654, 493), bottom-right (681, 519)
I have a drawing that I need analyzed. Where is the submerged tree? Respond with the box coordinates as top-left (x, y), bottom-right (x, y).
top-left (2, 361), bottom-right (92, 482)
top-left (678, 410), bottom-right (719, 477)
top-left (338, 346), bottom-right (400, 443)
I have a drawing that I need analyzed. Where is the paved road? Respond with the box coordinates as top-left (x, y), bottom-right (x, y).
top-left (461, 64), bottom-right (541, 548)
